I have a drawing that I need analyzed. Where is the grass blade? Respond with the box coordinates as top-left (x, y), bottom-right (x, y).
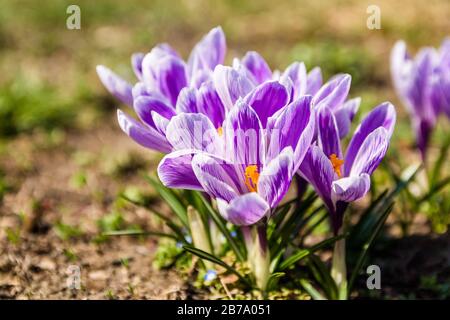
top-left (278, 233), bottom-right (346, 271)
top-left (198, 194), bottom-right (246, 262)
top-left (145, 174), bottom-right (189, 229)
top-left (102, 229), bottom-right (177, 240)
top-left (183, 245), bottom-right (250, 287)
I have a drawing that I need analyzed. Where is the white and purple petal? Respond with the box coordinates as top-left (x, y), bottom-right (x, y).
top-left (241, 51), bottom-right (272, 84)
top-left (332, 174), bottom-right (371, 203)
top-left (157, 150), bottom-right (203, 190)
top-left (334, 97), bottom-right (360, 139)
top-left (312, 74), bottom-right (351, 111)
top-left (213, 65), bottom-right (254, 110)
top-left (96, 65), bottom-right (133, 106)
top-left (317, 106), bottom-right (342, 159)
top-left (345, 102), bottom-right (396, 175)
top-left (165, 113), bottom-right (222, 153)
top-left (267, 95), bottom-right (315, 171)
top-left (224, 100), bottom-right (265, 167)
top-left (243, 80), bottom-right (289, 127)
top-left (258, 147), bottom-right (294, 208)
top-left (217, 193), bottom-right (269, 226)
top-left (117, 109), bottom-right (171, 153)
top-left (349, 127), bottom-right (390, 176)
top-left (188, 27), bottom-right (226, 76)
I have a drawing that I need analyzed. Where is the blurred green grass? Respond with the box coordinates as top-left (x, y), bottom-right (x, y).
top-left (0, 0), bottom-right (449, 140)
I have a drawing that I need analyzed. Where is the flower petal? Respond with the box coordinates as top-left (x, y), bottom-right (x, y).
top-left (243, 81), bottom-right (289, 127)
top-left (349, 127), bottom-right (390, 176)
top-left (267, 95), bottom-right (315, 171)
top-left (157, 150), bottom-right (203, 190)
top-left (188, 27), bottom-right (226, 76)
top-left (306, 67), bottom-right (323, 95)
top-left (142, 53), bottom-right (187, 106)
top-left (151, 111), bottom-right (170, 135)
top-left (345, 102), bottom-right (396, 175)
top-left (117, 109), bottom-right (171, 153)
top-left (165, 113), bottom-right (222, 153)
top-left (224, 100), bottom-right (265, 167)
top-left (96, 65), bottom-right (133, 106)
top-left (175, 87), bottom-right (199, 114)
top-left (197, 81), bottom-right (226, 128)
top-left (241, 51), bottom-right (272, 84)
top-left (218, 193), bottom-right (269, 226)
top-left (134, 95), bottom-right (176, 128)
top-left (258, 147), bottom-right (294, 208)
top-left (313, 74), bottom-right (351, 111)
top-left (317, 106), bottom-right (342, 159)
top-left (334, 97), bottom-right (360, 139)
top-left (332, 173), bottom-right (370, 203)
top-left (213, 65), bottom-right (254, 110)
top-left (281, 62), bottom-right (307, 100)
top-left (131, 53), bottom-right (145, 80)
top-left (192, 153), bottom-right (241, 202)
top-left (298, 145), bottom-right (334, 211)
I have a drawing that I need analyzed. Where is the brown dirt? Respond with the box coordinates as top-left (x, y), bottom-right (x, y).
top-left (0, 114), bottom-right (188, 299)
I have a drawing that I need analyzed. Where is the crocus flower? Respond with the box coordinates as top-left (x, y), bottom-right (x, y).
top-left (158, 95), bottom-right (315, 291)
top-left (391, 39), bottom-right (450, 158)
top-left (158, 95), bottom-right (315, 226)
top-left (235, 53), bottom-right (361, 139)
top-left (299, 102), bottom-right (396, 234)
top-left (96, 27), bottom-right (227, 153)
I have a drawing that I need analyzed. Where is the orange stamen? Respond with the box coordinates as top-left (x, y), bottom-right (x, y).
top-left (217, 126), bottom-right (223, 137)
top-left (329, 154), bottom-right (344, 178)
top-left (244, 165), bottom-right (259, 192)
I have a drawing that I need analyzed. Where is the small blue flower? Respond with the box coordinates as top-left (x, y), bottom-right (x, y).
top-left (204, 269), bottom-right (217, 282)
top-left (176, 242), bottom-right (183, 248)
top-left (185, 235), bottom-right (192, 244)
top-left (230, 230), bottom-right (237, 238)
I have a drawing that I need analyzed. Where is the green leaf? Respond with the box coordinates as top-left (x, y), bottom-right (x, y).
top-left (418, 176), bottom-right (450, 204)
top-left (121, 193), bottom-right (186, 242)
top-left (102, 229), bottom-right (177, 240)
top-left (145, 175), bottom-right (189, 229)
top-left (278, 233), bottom-right (346, 271)
top-left (307, 254), bottom-right (338, 300)
top-left (348, 203), bottom-right (394, 292)
top-left (299, 279), bottom-right (326, 300)
top-left (430, 134), bottom-right (450, 186)
top-left (198, 194), bottom-right (246, 262)
top-left (270, 193), bottom-right (318, 255)
top-left (266, 272), bottom-right (285, 291)
top-left (183, 245), bottom-right (250, 287)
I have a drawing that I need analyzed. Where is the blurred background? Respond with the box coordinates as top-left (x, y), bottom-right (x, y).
top-left (0, 0), bottom-right (449, 299)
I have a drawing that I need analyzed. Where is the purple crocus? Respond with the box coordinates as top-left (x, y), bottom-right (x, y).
top-left (158, 95), bottom-right (315, 291)
top-left (96, 27), bottom-right (227, 153)
top-left (158, 95), bottom-right (315, 226)
top-left (391, 39), bottom-right (450, 158)
top-left (299, 102), bottom-right (396, 234)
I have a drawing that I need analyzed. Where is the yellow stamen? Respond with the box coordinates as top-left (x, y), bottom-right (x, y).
top-left (244, 165), bottom-right (260, 192)
top-left (329, 154), bottom-right (344, 178)
top-left (217, 126), bottom-right (223, 137)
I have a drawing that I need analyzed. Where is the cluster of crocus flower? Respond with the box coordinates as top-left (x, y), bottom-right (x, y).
top-left (391, 39), bottom-right (450, 159)
top-left (97, 27), bottom-right (396, 292)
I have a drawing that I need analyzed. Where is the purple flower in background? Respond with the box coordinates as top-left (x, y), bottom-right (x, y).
top-left (158, 96), bottom-right (315, 226)
top-left (391, 39), bottom-right (450, 158)
top-left (97, 27), bottom-right (226, 153)
top-left (299, 102), bottom-right (396, 233)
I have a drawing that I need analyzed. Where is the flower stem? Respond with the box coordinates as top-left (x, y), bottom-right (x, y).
top-left (331, 228), bottom-right (348, 300)
top-left (242, 225), bottom-right (270, 293)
